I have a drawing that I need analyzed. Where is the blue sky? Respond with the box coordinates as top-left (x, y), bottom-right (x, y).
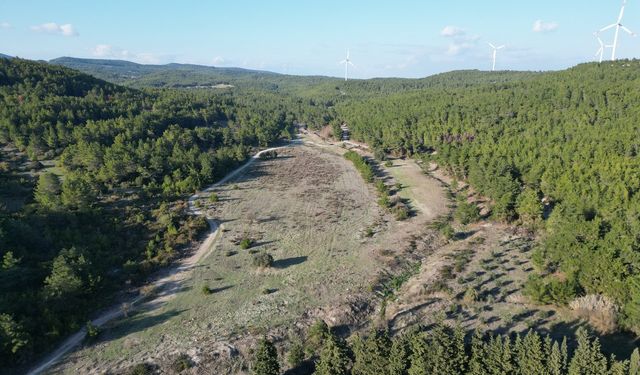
top-left (1, 0), bottom-right (639, 78)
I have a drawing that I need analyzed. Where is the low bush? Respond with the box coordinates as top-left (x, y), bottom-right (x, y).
top-left (252, 252), bottom-right (274, 268)
top-left (569, 294), bottom-right (619, 334)
top-left (172, 353), bottom-right (192, 372)
top-left (240, 238), bottom-right (253, 249)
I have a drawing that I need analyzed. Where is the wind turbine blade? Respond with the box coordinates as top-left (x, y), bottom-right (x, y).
top-left (600, 23), bottom-right (617, 32)
top-left (488, 43), bottom-right (496, 49)
top-left (618, 4), bottom-right (626, 23)
top-left (497, 45), bottom-right (505, 49)
top-left (348, 61), bottom-right (355, 67)
top-left (621, 25), bottom-right (636, 36)
top-left (339, 60), bottom-right (347, 64)
top-left (595, 47), bottom-right (603, 56)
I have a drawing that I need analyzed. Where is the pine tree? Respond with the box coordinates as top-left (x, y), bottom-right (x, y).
top-left (630, 348), bottom-right (640, 375)
top-left (568, 328), bottom-right (607, 375)
top-left (516, 330), bottom-right (545, 375)
top-left (352, 330), bottom-right (391, 375)
top-left (387, 334), bottom-right (410, 375)
top-left (315, 333), bottom-right (351, 375)
top-left (560, 337), bottom-right (568, 374)
top-left (450, 325), bottom-right (468, 374)
top-left (407, 332), bottom-right (430, 375)
top-left (467, 329), bottom-right (486, 375)
top-left (608, 355), bottom-right (627, 375)
top-left (253, 338), bottom-right (280, 375)
top-left (548, 341), bottom-right (563, 375)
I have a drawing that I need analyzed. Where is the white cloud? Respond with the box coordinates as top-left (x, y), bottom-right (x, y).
top-left (31, 22), bottom-right (78, 36)
top-left (441, 25), bottom-right (466, 38)
top-left (446, 42), bottom-right (475, 56)
top-left (533, 20), bottom-right (559, 33)
top-left (0, 22), bottom-right (11, 30)
top-left (91, 44), bottom-right (163, 64)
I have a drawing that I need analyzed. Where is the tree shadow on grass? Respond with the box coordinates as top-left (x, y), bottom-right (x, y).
top-left (97, 308), bottom-right (188, 344)
top-left (272, 256), bottom-right (308, 269)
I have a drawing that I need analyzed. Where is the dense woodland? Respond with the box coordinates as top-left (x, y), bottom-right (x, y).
top-left (3, 56), bottom-right (640, 371)
top-left (253, 321), bottom-right (640, 375)
top-left (333, 60), bottom-right (640, 336)
top-left (0, 59), bottom-right (326, 368)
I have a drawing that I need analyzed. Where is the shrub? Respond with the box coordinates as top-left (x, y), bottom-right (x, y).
top-left (252, 252), bottom-right (274, 268)
top-left (455, 199), bottom-right (480, 225)
top-left (240, 238), bottom-right (253, 249)
top-left (523, 275), bottom-right (577, 305)
top-left (209, 192), bottom-right (219, 202)
top-left (375, 180), bottom-right (388, 194)
top-left (569, 294), bottom-right (619, 334)
top-left (225, 250), bottom-right (237, 257)
top-left (202, 285), bottom-right (212, 295)
top-left (440, 224), bottom-right (455, 240)
top-left (86, 321), bottom-right (100, 341)
top-left (378, 193), bottom-right (391, 208)
top-left (392, 204), bottom-right (410, 221)
top-left (384, 160), bottom-right (393, 167)
top-left (462, 287), bottom-right (478, 305)
top-left (287, 339), bottom-right (305, 368)
top-left (172, 353), bottom-right (192, 372)
top-left (128, 363), bottom-right (153, 375)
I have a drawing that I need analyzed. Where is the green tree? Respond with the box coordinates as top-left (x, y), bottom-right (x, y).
top-left (629, 348), bottom-right (640, 375)
top-left (0, 314), bottom-right (28, 363)
top-left (34, 172), bottom-right (61, 208)
top-left (315, 333), bottom-right (351, 375)
top-left (568, 328), bottom-right (608, 375)
top-left (516, 188), bottom-right (542, 227)
top-left (253, 338), bottom-right (280, 375)
top-left (352, 330), bottom-right (391, 375)
top-left (43, 247), bottom-right (88, 299)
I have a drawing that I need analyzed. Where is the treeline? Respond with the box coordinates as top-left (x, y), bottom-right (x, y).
top-left (335, 60), bottom-right (640, 334)
top-left (0, 58), bottom-right (322, 369)
top-left (253, 321), bottom-right (639, 375)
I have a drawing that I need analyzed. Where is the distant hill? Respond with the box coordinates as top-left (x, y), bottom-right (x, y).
top-left (0, 53), bottom-right (12, 59)
top-left (49, 57), bottom-right (541, 97)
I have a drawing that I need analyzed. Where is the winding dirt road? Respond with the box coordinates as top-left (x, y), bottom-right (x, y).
top-left (27, 146), bottom-right (288, 375)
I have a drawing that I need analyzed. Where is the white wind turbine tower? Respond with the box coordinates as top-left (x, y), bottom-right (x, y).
top-left (488, 43), bottom-right (505, 71)
top-left (599, 0), bottom-right (637, 61)
top-left (594, 32), bottom-right (607, 63)
top-left (340, 49), bottom-right (355, 81)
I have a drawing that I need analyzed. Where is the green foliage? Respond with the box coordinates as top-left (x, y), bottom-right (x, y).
top-left (516, 188), bottom-right (543, 227)
top-left (0, 314), bottom-right (28, 364)
top-left (306, 319), bottom-right (330, 355)
top-left (315, 332), bottom-right (351, 375)
top-left (201, 285), bottom-right (212, 295)
top-left (34, 172), bottom-right (61, 209)
top-left (454, 198), bottom-right (480, 225)
top-left (287, 339), bottom-right (305, 368)
top-left (253, 338), bottom-right (280, 375)
top-left (85, 321), bottom-right (100, 340)
top-left (171, 354), bottom-right (193, 373)
top-left (240, 238), bottom-right (254, 250)
top-left (208, 192), bottom-right (219, 203)
top-left (344, 151), bottom-right (374, 183)
top-left (252, 252), bottom-right (274, 268)
top-left (523, 274), bottom-right (577, 305)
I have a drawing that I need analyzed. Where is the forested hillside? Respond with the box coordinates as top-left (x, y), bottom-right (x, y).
top-left (337, 59), bottom-right (640, 334)
top-left (0, 58), bottom-right (325, 368)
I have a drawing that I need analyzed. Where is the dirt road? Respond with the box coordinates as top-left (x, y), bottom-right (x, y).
top-left (26, 146), bottom-right (287, 375)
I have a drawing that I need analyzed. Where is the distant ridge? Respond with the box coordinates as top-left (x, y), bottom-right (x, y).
top-left (0, 53), bottom-right (12, 59)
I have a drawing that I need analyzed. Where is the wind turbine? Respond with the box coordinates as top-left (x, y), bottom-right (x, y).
top-left (340, 49), bottom-right (354, 81)
top-left (488, 43), bottom-right (505, 71)
top-left (594, 32), bottom-right (606, 63)
top-left (598, 0), bottom-right (637, 61)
